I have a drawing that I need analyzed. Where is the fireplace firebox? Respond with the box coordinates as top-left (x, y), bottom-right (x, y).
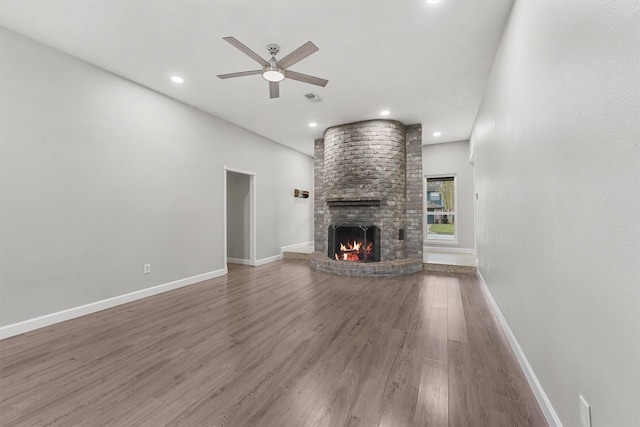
top-left (328, 225), bottom-right (380, 263)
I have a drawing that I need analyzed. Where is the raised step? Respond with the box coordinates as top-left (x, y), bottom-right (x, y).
top-left (283, 245), bottom-right (314, 260)
top-left (423, 251), bottom-right (477, 275)
top-left (423, 262), bottom-right (477, 275)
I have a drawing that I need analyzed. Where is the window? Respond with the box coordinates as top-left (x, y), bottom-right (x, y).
top-left (426, 175), bottom-right (456, 242)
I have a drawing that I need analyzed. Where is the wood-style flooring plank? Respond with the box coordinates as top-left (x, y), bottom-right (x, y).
top-left (418, 274), bottom-right (436, 320)
top-left (447, 277), bottom-right (469, 343)
top-left (350, 328), bottom-right (405, 424)
top-left (415, 358), bottom-right (448, 427)
top-left (426, 307), bottom-right (448, 363)
top-left (432, 275), bottom-right (448, 308)
top-left (448, 340), bottom-right (489, 426)
top-left (391, 275), bottom-right (421, 331)
top-left (346, 415), bottom-right (379, 427)
top-left (377, 293), bottom-right (428, 427)
top-left (0, 261), bottom-right (548, 427)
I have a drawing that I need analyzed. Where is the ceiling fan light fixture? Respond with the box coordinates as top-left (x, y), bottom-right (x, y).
top-left (263, 66), bottom-right (285, 82)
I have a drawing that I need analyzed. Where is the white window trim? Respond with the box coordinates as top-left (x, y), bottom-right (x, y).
top-left (424, 174), bottom-right (458, 245)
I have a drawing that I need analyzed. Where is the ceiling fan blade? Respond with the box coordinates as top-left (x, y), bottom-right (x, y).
top-left (276, 41), bottom-right (319, 69)
top-left (269, 81), bottom-right (280, 99)
top-left (284, 70), bottom-right (328, 87)
top-left (217, 70), bottom-right (262, 79)
top-left (223, 36), bottom-right (269, 67)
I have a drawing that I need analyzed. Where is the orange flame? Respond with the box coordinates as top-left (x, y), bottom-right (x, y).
top-left (335, 239), bottom-right (370, 262)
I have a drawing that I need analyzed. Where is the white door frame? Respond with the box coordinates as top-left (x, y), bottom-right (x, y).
top-left (223, 167), bottom-right (257, 267)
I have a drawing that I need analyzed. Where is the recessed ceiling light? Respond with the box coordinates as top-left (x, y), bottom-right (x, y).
top-left (433, 131), bottom-right (442, 137)
top-left (171, 76), bottom-right (184, 84)
top-left (309, 122), bottom-right (318, 128)
top-left (426, 0), bottom-right (441, 4)
top-left (380, 110), bottom-right (390, 116)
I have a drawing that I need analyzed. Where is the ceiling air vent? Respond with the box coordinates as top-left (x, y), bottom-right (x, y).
top-left (304, 92), bottom-right (322, 103)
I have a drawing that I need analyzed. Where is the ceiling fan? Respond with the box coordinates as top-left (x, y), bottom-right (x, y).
top-left (217, 37), bottom-right (328, 99)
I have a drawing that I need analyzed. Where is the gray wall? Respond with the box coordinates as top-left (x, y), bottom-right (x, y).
top-left (470, 1), bottom-right (639, 425)
top-left (0, 27), bottom-right (314, 327)
top-left (226, 172), bottom-right (250, 261)
top-left (422, 140), bottom-right (475, 251)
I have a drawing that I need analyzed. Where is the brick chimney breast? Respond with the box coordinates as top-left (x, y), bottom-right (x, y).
top-left (313, 119), bottom-right (423, 275)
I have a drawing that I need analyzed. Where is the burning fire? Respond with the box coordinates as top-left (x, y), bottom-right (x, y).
top-left (335, 240), bottom-right (373, 262)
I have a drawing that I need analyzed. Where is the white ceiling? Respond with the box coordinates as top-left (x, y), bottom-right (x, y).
top-left (0, 0), bottom-right (514, 156)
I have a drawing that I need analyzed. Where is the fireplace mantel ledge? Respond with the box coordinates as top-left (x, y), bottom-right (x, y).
top-left (325, 197), bottom-right (382, 207)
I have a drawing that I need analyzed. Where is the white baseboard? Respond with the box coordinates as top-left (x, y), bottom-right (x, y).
top-left (281, 241), bottom-right (313, 253)
top-left (227, 257), bottom-right (253, 266)
top-left (228, 251), bottom-right (290, 267)
top-left (254, 253), bottom-right (283, 266)
top-left (0, 268), bottom-right (227, 340)
top-left (476, 271), bottom-right (562, 427)
top-left (423, 246), bottom-right (476, 256)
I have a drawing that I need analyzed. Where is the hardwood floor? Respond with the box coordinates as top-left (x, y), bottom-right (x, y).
top-left (0, 261), bottom-right (547, 426)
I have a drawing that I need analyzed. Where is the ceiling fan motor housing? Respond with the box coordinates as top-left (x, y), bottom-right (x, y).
top-left (267, 44), bottom-right (280, 56)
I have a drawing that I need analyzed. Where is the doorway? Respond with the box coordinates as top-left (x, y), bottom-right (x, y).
top-left (224, 167), bottom-right (256, 267)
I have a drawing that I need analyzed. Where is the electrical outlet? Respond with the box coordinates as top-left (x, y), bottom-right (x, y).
top-left (580, 395), bottom-right (591, 427)
top-left (144, 264), bottom-right (151, 274)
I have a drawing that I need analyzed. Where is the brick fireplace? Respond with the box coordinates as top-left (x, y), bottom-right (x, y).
top-left (310, 119), bottom-right (423, 276)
